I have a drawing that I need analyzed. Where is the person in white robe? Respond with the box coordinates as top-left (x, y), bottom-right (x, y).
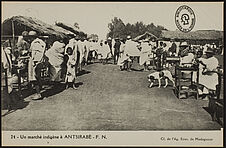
top-left (45, 41), bottom-right (65, 82)
top-left (27, 31), bottom-right (46, 100)
top-left (117, 37), bottom-right (135, 71)
top-left (193, 48), bottom-right (219, 97)
top-left (139, 40), bottom-right (152, 71)
top-left (98, 41), bottom-right (111, 64)
top-left (76, 38), bottom-right (86, 72)
top-left (124, 37), bottom-right (141, 57)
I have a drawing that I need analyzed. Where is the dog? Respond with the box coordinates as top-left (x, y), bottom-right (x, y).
top-left (147, 70), bottom-right (175, 88)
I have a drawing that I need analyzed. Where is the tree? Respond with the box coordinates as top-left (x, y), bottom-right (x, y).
top-left (107, 17), bottom-right (168, 39)
top-left (107, 17), bottom-right (125, 39)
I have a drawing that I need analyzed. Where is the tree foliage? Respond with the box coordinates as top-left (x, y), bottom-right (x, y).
top-left (107, 17), bottom-right (167, 39)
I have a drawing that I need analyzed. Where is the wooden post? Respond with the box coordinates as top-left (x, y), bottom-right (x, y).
top-left (11, 20), bottom-right (15, 47)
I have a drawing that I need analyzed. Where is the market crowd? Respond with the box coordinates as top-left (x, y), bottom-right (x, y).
top-left (1, 30), bottom-right (224, 110)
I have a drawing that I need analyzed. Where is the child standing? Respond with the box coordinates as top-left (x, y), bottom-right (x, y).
top-left (65, 47), bottom-right (77, 89)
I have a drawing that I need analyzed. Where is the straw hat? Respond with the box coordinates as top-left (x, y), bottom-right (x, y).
top-left (28, 31), bottom-right (38, 37)
top-left (180, 42), bottom-right (188, 47)
top-left (205, 47), bottom-right (215, 54)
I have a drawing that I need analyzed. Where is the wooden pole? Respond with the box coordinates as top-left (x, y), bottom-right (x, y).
top-left (11, 20), bottom-right (15, 48)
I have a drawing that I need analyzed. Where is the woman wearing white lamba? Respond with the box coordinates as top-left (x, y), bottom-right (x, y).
top-left (139, 39), bottom-right (152, 71)
top-left (193, 48), bottom-right (219, 98)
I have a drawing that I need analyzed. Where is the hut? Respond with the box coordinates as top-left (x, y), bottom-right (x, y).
top-left (160, 30), bottom-right (224, 46)
top-left (133, 32), bottom-right (158, 42)
top-left (1, 15), bottom-right (75, 46)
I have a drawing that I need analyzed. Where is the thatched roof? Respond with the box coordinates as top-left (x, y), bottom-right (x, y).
top-left (133, 32), bottom-right (158, 41)
top-left (2, 15), bottom-right (74, 38)
top-left (55, 21), bottom-right (80, 35)
top-left (160, 30), bottom-right (223, 41)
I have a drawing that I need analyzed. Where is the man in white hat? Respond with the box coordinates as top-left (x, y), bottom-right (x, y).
top-left (107, 37), bottom-right (113, 58)
top-left (178, 41), bottom-right (189, 56)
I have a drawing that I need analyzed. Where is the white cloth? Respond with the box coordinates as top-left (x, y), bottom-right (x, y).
top-left (139, 42), bottom-right (152, 65)
top-left (30, 38), bottom-right (46, 62)
top-left (125, 40), bottom-right (141, 56)
top-left (1, 47), bottom-right (15, 93)
top-left (84, 40), bottom-right (91, 62)
top-left (65, 39), bottom-right (77, 54)
top-left (76, 41), bottom-right (86, 64)
top-left (175, 42), bottom-right (180, 55)
top-left (46, 41), bottom-right (65, 67)
top-left (45, 41), bottom-right (65, 81)
top-left (98, 44), bottom-right (111, 59)
top-left (28, 38), bottom-right (46, 81)
top-left (1, 47), bottom-right (12, 73)
top-left (193, 56), bottom-right (219, 90)
top-left (203, 45), bottom-right (208, 55)
top-left (180, 53), bottom-right (195, 64)
top-left (117, 43), bottom-right (131, 66)
top-left (65, 54), bottom-right (76, 82)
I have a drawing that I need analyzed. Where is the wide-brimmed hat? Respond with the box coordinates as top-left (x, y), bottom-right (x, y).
top-left (107, 37), bottom-right (112, 40)
top-left (205, 47), bottom-right (215, 54)
top-left (28, 31), bottom-right (37, 37)
top-left (180, 42), bottom-right (189, 47)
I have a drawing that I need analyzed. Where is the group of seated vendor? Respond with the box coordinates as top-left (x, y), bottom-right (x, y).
top-left (175, 41), bottom-right (222, 100)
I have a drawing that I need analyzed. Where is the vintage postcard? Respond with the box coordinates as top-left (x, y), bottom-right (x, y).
top-left (1, 1), bottom-right (224, 147)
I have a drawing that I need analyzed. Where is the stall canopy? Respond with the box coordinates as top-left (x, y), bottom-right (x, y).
top-left (2, 15), bottom-right (75, 39)
top-left (55, 21), bottom-right (87, 38)
top-left (133, 32), bottom-right (158, 41)
top-left (160, 30), bottom-right (224, 44)
top-left (55, 21), bottom-right (80, 35)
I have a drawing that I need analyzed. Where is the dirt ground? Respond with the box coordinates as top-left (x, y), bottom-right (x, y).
top-left (1, 59), bottom-right (223, 130)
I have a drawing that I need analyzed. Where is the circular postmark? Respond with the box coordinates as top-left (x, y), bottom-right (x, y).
top-left (175, 5), bottom-right (196, 33)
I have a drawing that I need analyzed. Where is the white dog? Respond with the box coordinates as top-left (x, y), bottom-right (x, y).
top-left (147, 70), bottom-right (175, 88)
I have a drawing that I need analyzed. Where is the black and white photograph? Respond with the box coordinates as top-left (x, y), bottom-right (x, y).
top-left (1, 1), bottom-right (224, 146)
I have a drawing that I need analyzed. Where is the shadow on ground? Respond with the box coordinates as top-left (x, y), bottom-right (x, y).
top-left (77, 69), bottom-right (91, 77)
top-left (1, 89), bottom-right (30, 117)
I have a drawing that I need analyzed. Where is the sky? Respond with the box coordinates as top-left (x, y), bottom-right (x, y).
top-left (2, 2), bottom-right (224, 39)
